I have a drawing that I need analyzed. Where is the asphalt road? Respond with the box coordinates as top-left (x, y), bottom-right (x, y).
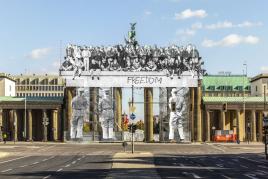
top-left (0, 143), bottom-right (266, 179)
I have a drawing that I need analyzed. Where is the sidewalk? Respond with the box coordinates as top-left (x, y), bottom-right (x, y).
top-left (0, 152), bottom-right (9, 159)
top-left (107, 152), bottom-right (160, 179)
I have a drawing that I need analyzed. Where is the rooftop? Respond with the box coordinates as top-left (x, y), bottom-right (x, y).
top-left (202, 75), bottom-right (250, 91)
top-left (250, 73), bottom-right (268, 82)
top-left (0, 73), bottom-right (16, 82)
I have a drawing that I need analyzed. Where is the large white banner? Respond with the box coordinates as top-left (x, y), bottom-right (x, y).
top-left (61, 71), bottom-right (200, 87)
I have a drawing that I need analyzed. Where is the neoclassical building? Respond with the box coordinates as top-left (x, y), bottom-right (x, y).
top-left (0, 74), bottom-right (63, 142)
top-left (202, 74), bottom-right (268, 142)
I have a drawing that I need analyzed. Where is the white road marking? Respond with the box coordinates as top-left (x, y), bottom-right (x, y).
top-left (32, 161), bottom-right (39, 165)
top-left (231, 159), bottom-right (239, 162)
top-left (243, 173), bottom-right (259, 179)
top-left (256, 170), bottom-right (268, 175)
top-left (57, 168), bottom-right (63, 172)
top-left (239, 157), bottom-right (265, 164)
top-left (42, 158), bottom-right (49, 161)
top-left (0, 156), bottom-right (29, 164)
top-left (49, 156), bottom-right (55, 159)
top-left (64, 164), bottom-right (71, 168)
top-left (19, 165), bottom-right (28, 168)
top-left (77, 158), bottom-right (82, 161)
top-left (221, 175), bottom-right (232, 179)
top-left (43, 175), bottom-right (51, 179)
top-left (72, 161), bottom-right (76, 164)
top-left (219, 159), bottom-right (224, 162)
top-left (183, 172), bottom-right (202, 178)
top-left (257, 165), bottom-right (268, 169)
top-left (216, 164), bottom-right (223, 168)
top-left (1, 168), bottom-right (13, 173)
top-left (240, 165), bottom-right (249, 168)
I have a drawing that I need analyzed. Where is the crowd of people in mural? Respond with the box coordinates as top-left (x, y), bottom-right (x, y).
top-left (60, 43), bottom-right (205, 79)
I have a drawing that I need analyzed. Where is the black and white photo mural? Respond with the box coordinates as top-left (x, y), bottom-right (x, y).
top-left (70, 88), bottom-right (89, 139)
top-left (98, 88), bottom-right (114, 140)
top-left (61, 23), bottom-right (205, 142)
top-left (60, 23), bottom-right (205, 87)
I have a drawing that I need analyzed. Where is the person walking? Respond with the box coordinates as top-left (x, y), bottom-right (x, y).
top-left (3, 133), bottom-right (7, 144)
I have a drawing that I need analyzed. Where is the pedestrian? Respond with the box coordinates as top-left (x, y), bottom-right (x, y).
top-left (3, 133), bottom-right (7, 144)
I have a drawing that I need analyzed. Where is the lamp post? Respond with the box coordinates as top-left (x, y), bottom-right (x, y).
top-left (24, 97), bottom-right (27, 141)
top-left (242, 62), bottom-right (247, 143)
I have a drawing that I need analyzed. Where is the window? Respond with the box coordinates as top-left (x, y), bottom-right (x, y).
top-left (9, 85), bottom-right (12, 91)
top-left (256, 86), bottom-right (258, 92)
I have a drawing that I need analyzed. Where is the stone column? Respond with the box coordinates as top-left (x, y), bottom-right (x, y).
top-left (233, 111), bottom-right (238, 136)
top-left (42, 109), bottom-right (48, 142)
top-left (220, 110), bottom-right (226, 130)
top-left (27, 109), bottom-right (33, 141)
top-left (225, 111), bottom-right (231, 130)
top-left (206, 110), bottom-right (211, 142)
top-left (196, 84), bottom-right (202, 142)
top-left (144, 87), bottom-right (153, 142)
top-left (191, 87), bottom-right (195, 141)
top-left (237, 110), bottom-right (245, 141)
top-left (251, 110), bottom-right (257, 142)
top-left (114, 87), bottom-right (122, 131)
top-left (0, 109), bottom-right (3, 141)
top-left (13, 110), bottom-right (18, 142)
top-left (66, 88), bottom-right (73, 132)
top-left (258, 111), bottom-right (263, 142)
top-left (52, 109), bottom-right (58, 141)
top-left (90, 87), bottom-right (98, 140)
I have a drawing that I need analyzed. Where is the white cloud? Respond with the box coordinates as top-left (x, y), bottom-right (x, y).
top-left (144, 10), bottom-right (152, 15)
top-left (237, 21), bottom-right (263, 28)
top-left (176, 29), bottom-right (196, 36)
top-left (261, 66), bottom-right (268, 73)
top-left (174, 9), bottom-right (207, 20)
top-left (205, 21), bottom-right (233, 30)
top-left (202, 34), bottom-right (260, 47)
top-left (204, 20), bottom-right (263, 30)
top-left (28, 48), bottom-right (51, 59)
top-left (191, 22), bottom-right (203, 30)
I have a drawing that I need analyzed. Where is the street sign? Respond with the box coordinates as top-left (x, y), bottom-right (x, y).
top-left (130, 113), bottom-right (136, 120)
top-left (129, 104), bottom-right (136, 113)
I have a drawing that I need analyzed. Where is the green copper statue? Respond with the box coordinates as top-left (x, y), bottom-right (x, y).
top-left (126, 22), bottom-right (138, 47)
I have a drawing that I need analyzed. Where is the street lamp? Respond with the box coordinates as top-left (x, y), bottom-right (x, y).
top-left (242, 62), bottom-right (247, 143)
top-left (24, 97), bottom-right (27, 141)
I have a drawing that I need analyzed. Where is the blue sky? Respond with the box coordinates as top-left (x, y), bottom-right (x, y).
top-left (0, 0), bottom-right (267, 119)
top-left (0, 0), bottom-right (267, 76)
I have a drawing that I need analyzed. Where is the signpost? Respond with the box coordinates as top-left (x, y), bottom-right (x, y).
top-left (130, 113), bottom-right (136, 120)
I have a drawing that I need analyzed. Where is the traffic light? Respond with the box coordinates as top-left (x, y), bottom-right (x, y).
top-left (223, 103), bottom-right (227, 112)
top-left (128, 124), bottom-right (137, 133)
